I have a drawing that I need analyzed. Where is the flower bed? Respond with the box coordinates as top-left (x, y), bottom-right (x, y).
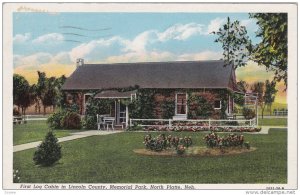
top-left (143, 134), bottom-right (192, 155)
top-left (203, 132), bottom-right (250, 149)
top-left (135, 132), bottom-right (254, 157)
top-left (133, 147), bottom-right (256, 157)
top-left (144, 126), bottom-right (261, 132)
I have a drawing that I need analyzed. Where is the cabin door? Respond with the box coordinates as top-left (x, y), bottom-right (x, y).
top-left (115, 101), bottom-right (126, 125)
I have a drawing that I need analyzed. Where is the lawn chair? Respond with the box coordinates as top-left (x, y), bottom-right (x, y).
top-left (97, 114), bottom-right (107, 130)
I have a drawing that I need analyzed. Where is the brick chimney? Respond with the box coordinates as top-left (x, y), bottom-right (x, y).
top-left (76, 58), bottom-right (84, 67)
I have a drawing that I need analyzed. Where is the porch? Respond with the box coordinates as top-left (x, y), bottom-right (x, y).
top-left (86, 90), bottom-right (136, 130)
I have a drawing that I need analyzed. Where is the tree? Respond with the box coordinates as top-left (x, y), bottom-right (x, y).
top-left (36, 71), bottom-right (47, 114)
top-left (33, 131), bottom-right (62, 166)
top-left (212, 17), bottom-right (252, 70)
top-left (251, 80), bottom-right (277, 118)
top-left (251, 82), bottom-right (264, 118)
top-left (237, 80), bottom-right (249, 93)
top-left (54, 75), bottom-right (67, 108)
top-left (36, 72), bottom-right (67, 115)
top-left (264, 80), bottom-right (278, 115)
top-left (249, 13), bottom-right (288, 87)
top-left (31, 84), bottom-right (41, 114)
top-left (41, 77), bottom-right (58, 114)
top-left (234, 80), bottom-right (250, 107)
top-left (13, 74), bottom-right (34, 115)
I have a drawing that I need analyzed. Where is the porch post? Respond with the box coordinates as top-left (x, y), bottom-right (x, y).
top-left (126, 105), bottom-right (129, 128)
top-left (256, 99), bottom-right (258, 126)
top-left (232, 97), bottom-right (234, 110)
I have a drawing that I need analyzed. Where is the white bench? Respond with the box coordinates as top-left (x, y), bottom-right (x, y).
top-left (97, 115), bottom-right (115, 130)
top-left (13, 116), bottom-right (27, 124)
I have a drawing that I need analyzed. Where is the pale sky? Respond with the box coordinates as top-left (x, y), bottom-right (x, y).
top-left (13, 12), bottom-right (286, 104)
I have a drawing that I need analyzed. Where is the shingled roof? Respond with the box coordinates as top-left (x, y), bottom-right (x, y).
top-left (62, 60), bottom-right (237, 91)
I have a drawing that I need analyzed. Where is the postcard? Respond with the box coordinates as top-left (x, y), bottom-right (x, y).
top-left (2, 2), bottom-right (298, 193)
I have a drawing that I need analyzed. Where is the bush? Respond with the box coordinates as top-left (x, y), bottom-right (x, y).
top-left (162, 100), bottom-right (175, 119)
top-left (244, 142), bottom-right (251, 149)
top-left (47, 110), bottom-right (66, 129)
top-left (48, 110), bottom-right (81, 129)
top-left (176, 145), bottom-right (186, 155)
top-left (33, 131), bottom-right (62, 166)
top-left (203, 132), bottom-right (248, 149)
top-left (224, 121), bottom-right (239, 126)
top-left (143, 134), bottom-right (192, 154)
top-left (243, 107), bottom-right (256, 119)
top-left (61, 112), bottom-right (81, 129)
top-left (188, 95), bottom-right (214, 119)
top-left (127, 124), bottom-right (143, 131)
top-left (13, 108), bottom-right (21, 116)
top-left (82, 115), bottom-right (97, 130)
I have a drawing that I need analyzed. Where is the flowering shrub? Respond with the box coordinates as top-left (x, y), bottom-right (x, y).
top-left (211, 126), bottom-right (261, 132)
top-left (203, 132), bottom-right (250, 149)
top-left (143, 134), bottom-right (192, 154)
top-left (144, 126), bottom-right (261, 132)
top-left (176, 145), bottom-right (186, 155)
top-left (143, 134), bottom-right (164, 151)
top-left (13, 169), bottom-right (20, 183)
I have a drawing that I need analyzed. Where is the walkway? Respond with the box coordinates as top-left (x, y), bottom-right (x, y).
top-left (245, 126), bottom-right (287, 135)
top-left (13, 130), bottom-right (122, 152)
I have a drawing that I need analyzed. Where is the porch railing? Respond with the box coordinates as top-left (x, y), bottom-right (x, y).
top-left (129, 118), bottom-right (257, 129)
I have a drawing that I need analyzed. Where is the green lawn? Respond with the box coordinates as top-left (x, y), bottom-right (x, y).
top-left (13, 129), bottom-right (287, 183)
top-left (13, 121), bottom-right (74, 145)
top-left (258, 118), bottom-right (287, 126)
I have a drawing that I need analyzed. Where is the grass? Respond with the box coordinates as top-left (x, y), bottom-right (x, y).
top-left (13, 129), bottom-right (287, 183)
top-left (259, 102), bottom-right (287, 115)
top-left (13, 121), bottom-right (78, 145)
top-left (258, 118), bottom-right (287, 126)
top-left (235, 102), bottom-right (287, 116)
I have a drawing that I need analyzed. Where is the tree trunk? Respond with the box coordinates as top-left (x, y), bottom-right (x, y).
top-left (23, 108), bottom-right (26, 116)
top-left (37, 99), bottom-right (41, 114)
top-left (43, 106), bottom-right (46, 115)
top-left (38, 103), bottom-right (41, 114)
top-left (21, 107), bottom-right (24, 116)
top-left (261, 105), bottom-right (266, 119)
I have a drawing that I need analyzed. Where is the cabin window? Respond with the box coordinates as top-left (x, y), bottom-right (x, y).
top-left (130, 93), bottom-right (137, 101)
top-left (214, 100), bottom-right (221, 109)
top-left (176, 93), bottom-right (187, 115)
